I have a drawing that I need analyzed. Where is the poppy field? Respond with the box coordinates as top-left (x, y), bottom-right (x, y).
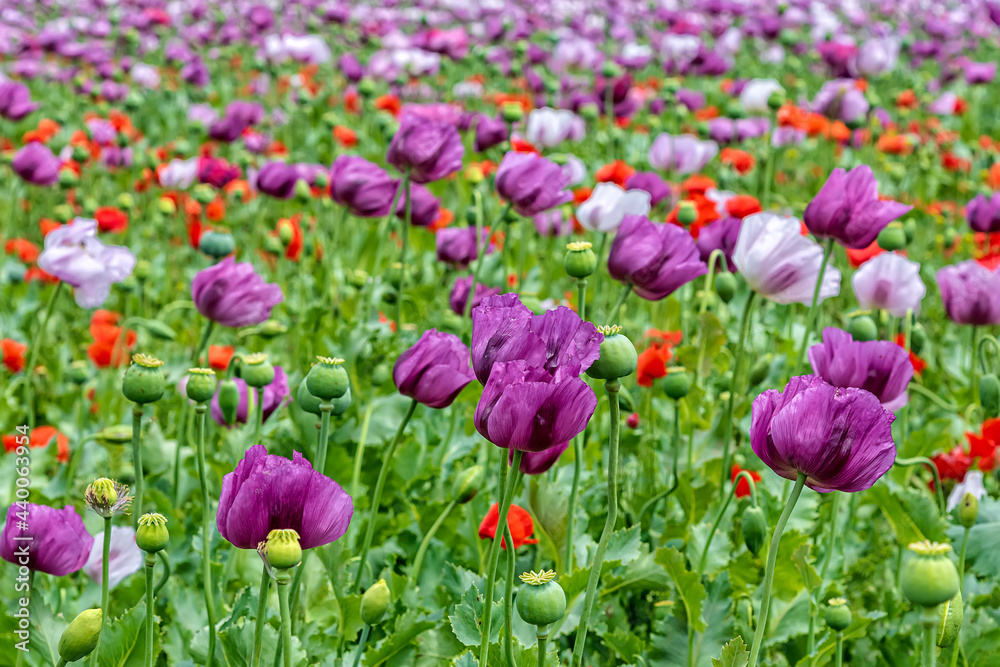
top-left (4, 1), bottom-right (1000, 666)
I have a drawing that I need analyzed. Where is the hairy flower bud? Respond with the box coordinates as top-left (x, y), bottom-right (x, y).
top-left (217, 379), bottom-right (241, 424)
top-left (452, 466), bottom-right (484, 504)
top-left (714, 272), bottom-right (736, 303)
top-left (742, 505), bottom-right (767, 556)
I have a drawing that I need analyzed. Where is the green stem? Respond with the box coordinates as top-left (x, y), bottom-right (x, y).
top-left (516, 219), bottom-right (527, 292)
top-left (251, 563), bottom-right (270, 667)
top-left (465, 202), bottom-right (510, 318)
top-left (478, 449), bottom-right (524, 666)
top-left (720, 292), bottom-right (757, 491)
top-left (565, 278), bottom-right (589, 573)
top-left (537, 629), bottom-right (549, 667)
top-left (194, 320), bottom-right (216, 366)
top-left (91, 517), bottom-right (112, 667)
top-left (354, 399), bottom-right (418, 591)
top-left (367, 180), bottom-right (406, 321)
top-left (277, 572), bottom-right (293, 667)
top-left (572, 380), bottom-right (622, 667)
top-left (958, 526), bottom-right (971, 596)
top-left (909, 384), bottom-right (961, 413)
top-left (253, 387), bottom-right (264, 446)
top-left (835, 632), bottom-right (844, 667)
top-left (922, 608), bottom-right (938, 667)
top-left (154, 551), bottom-right (171, 596)
top-left (194, 405), bottom-right (217, 667)
top-left (411, 499), bottom-right (457, 582)
top-left (807, 492), bottom-right (842, 655)
top-left (970, 327), bottom-right (979, 403)
top-left (792, 238), bottom-right (835, 375)
top-left (395, 171), bottom-right (411, 333)
top-left (173, 402), bottom-right (189, 508)
top-left (697, 471), bottom-right (759, 575)
top-left (747, 473), bottom-right (807, 667)
top-left (352, 404), bottom-right (375, 498)
top-left (145, 553), bottom-right (156, 667)
top-left (131, 405), bottom-right (144, 529)
top-left (609, 284), bottom-right (632, 324)
top-left (23, 282), bottom-right (64, 428)
top-left (352, 625), bottom-right (371, 667)
top-left (503, 523), bottom-right (518, 667)
top-left (896, 457), bottom-right (946, 515)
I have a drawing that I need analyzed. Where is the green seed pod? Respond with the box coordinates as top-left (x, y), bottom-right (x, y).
top-left (240, 353), bottom-right (275, 389)
top-left (82, 197), bottom-right (99, 216)
top-left (979, 374), bottom-right (1000, 419)
top-left (501, 102), bottom-right (523, 123)
top-left (877, 223), bottom-right (907, 251)
top-left (663, 370), bottom-right (691, 400)
top-left (136, 513), bottom-right (169, 553)
top-left (192, 184), bottom-right (216, 205)
top-left (515, 570), bottom-right (566, 627)
top-left (714, 272), bottom-right (737, 303)
top-left (371, 363), bottom-right (391, 387)
top-left (133, 260), bottom-right (150, 281)
top-left (88, 478), bottom-right (118, 506)
top-left (158, 196), bottom-right (177, 215)
top-left (67, 360), bottom-right (90, 385)
top-left (58, 168), bottom-right (79, 189)
top-left (72, 144), bottom-right (91, 163)
top-left (452, 466), bottom-right (485, 504)
top-left (258, 319), bottom-right (288, 339)
top-left (586, 325), bottom-right (638, 380)
top-left (767, 90), bottom-right (786, 110)
top-left (58, 608), bottom-right (103, 663)
top-left (579, 103), bottom-right (599, 121)
top-left (217, 379), bottom-right (241, 424)
top-left (937, 591), bottom-right (963, 647)
top-left (199, 230), bottom-right (236, 259)
top-left (564, 241), bottom-right (598, 279)
top-left (95, 425), bottom-right (132, 447)
top-left (117, 193), bottom-right (135, 210)
top-left (900, 541), bottom-right (960, 608)
top-left (293, 179), bottom-right (312, 202)
top-left (960, 492), bottom-right (979, 529)
top-left (186, 368), bottom-right (217, 404)
top-left (742, 506), bottom-right (767, 556)
top-left (53, 203), bottom-right (75, 222)
top-left (910, 323), bottom-right (927, 355)
top-left (296, 380), bottom-right (322, 416)
top-left (848, 315), bottom-right (878, 342)
top-left (306, 356), bottom-right (349, 400)
top-left (122, 354), bottom-right (166, 404)
top-left (331, 386), bottom-right (353, 416)
top-left (601, 61), bottom-right (621, 78)
top-left (903, 218), bottom-right (917, 244)
top-left (677, 200), bottom-right (698, 225)
top-left (748, 355), bottom-right (772, 387)
top-left (358, 78), bottom-right (376, 98)
top-left (361, 579), bottom-right (391, 625)
top-left (264, 529), bottom-right (302, 570)
top-left (824, 598), bottom-right (852, 631)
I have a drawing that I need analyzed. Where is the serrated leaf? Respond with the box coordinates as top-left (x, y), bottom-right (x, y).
top-left (868, 482), bottom-right (933, 545)
top-left (605, 525), bottom-right (642, 566)
top-left (97, 602), bottom-right (159, 667)
top-left (791, 542), bottom-right (822, 593)
top-left (603, 627), bottom-right (643, 662)
top-left (449, 584), bottom-right (502, 647)
top-left (365, 609), bottom-right (435, 666)
top-left (453, 652), bottom-right (478, 667)
top-left (602, 547), bottom-right (671, 596)
top-left (712, 636), bottom-right (749, 667)
top-left (794, 611), bottom-right (886, 667)
top-left (656, 547), bottom-right (706, 632)
top-left (27, 596), bottom-right (65, 666)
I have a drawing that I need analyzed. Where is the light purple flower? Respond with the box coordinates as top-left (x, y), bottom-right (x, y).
top-left (852, 37), bottom-right (899, 78)
top-left (386, 115), bottom-right (464, 184)
top-left (191, 257), bottom-right (283, 328)
top-left (83, 526), bottom-right (142, 589)
top-left (812, 79), bottom-right (869, 125)
top-left (733, 213), bottom-right (841, 305)
top-left (608, 215), bottom-right (707, 301)
top-left (750, 375), bottom-right (896, 493)
top-left (929, 92), bottom-right (961, 116)
top-left (804, 165), bottom-right (912, 249)
top-left (648, 133), bottom-right (719, 174)
top-left (159, 157), bottom-right (199, 189)
top-left (936, 261), bottom-right (1000, 326)
top-left (495, 152), bottom-right (573, 217)
top-left (12, 142), bottom-right (61, 186)
top-left (393, 329), bottom-right (476, 409)
top-left (739, 78), bottom-right (783, 113)
top-left (808, 327), bottom-right (913, 411)
top-left (37, 218), bottom-right (136, 308)
top-left (852, 252), bottom-right (925, 317)
top-left (576, 182), bottom-right (651, 233)
top-left (525, 107), bottom-right (585, 148)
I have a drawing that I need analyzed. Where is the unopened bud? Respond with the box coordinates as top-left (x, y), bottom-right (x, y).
top-left (360, 579), bottom-right (391, 625)
top-left (58, 609), bottom-right (102, 663)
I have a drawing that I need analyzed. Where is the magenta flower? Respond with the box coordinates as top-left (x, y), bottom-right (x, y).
top-left (936, 261), bottom-right (1000, 325)
top-left (494, 151), bottom-right (573, 217)
top-left (851, 252), bottom-right (925, 317)
top-left (211, 367), bottom-right (290, 428)
top-left (808, 327), bottom-right (913, 411)
top-left (803, 166), bottom-right (912, 249)
top-left (37, 218), bottom-right (136, 308)
top-left (329, 156), bottom-right (399, 218)
top-left (192, 257), bottom-right (283, 328)
top-left (966, 193), bottom-right (1000, 233)
top-left (12, 142), bottom-right (61, 186)
top-left (750, 375), bottom-right (896, 493)
top-left (386, 115), bottom-right (464, 183)
top-left (83, 526), bottom-right (142, 589)
top-left (473, 115), bottom-right (508, 152)
top-left (255, 161), bottom-right (299, 199)
top-left (516, 443), bottom-right (570, 475)
top-left (608, 215), bottom-right (707, 301)
top-left (217, 444), bottom-right (353, 550)
top-left (1, 503), bottom-right (93, 575)
top-left (449, 276), bottom-right (500, 317)
top-left (395, 182), bottom-right (441, 227)
top-left (436, 226), bottom-right (485, 268)
top-left (0, 81), bottom-right (39, 120)
top-left (393, 329), bottom-right (476, 409)
top-left (696, 217), bottom-right (741, 272)
top-left (198, 157), bottom-right (240, 189)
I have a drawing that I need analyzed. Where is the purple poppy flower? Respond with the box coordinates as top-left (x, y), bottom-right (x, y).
top-left (329, 156), bottom-right (399, 218)
top-left (1, 503), bottom-right (93, 576)
top-left (750, 375), bottom-right (896, 492)
top-left (525, 107), bottom-right (585, 148)
top-left (191, 256), bottom-right (283, 328)
top-left (936, 261), bottom-right (1000, 326)
top-left (608, 215), bottom-right (708, 301)
top-left (338, 53), bottom-right (364, 82)
top-left (217, 444), bottom-right (353, 550)
top-left (808, 327), bottom-right (913, 411)
top-left (247, 4), bottom-right (274, 31)
top-left (648, 133), bottom-right (719, 174)
top-left (733, 213), bottom-right (841, 305)
top-left (83, 526), bottom-right (142, 589)
top-left (395, 182), bottom-right (440, 227)
top-left (12, 142), bottom-right (61, 186)
top-left (625, 172), bottom-right (672, 208)
top-left (696, 216), bottom-right (741, 272)
top-left (676, 88), bottom-right (706, 111)
top-left (534, 209), bottom-right (574, 237)
top-left (516, 442), bottom-right (570, 474)
top-left (494, 152), bottom-right (573, 218)
top-left (436, 226), bottom-right (483, 268)
top-left (181, 58), bottom-right (210, 87)
top-left (393, 329), bottom-right (476, 409)
top-left (803, 166), bottom-right (912, 249)
top-left (255, 161), bottom-right (299, 199)
top-left (966, 193), bottom-right (1000, 233)
top-left (852, 38), bottom-right (899, 78)
top-left (0, 82), bottom-right (38, 120)
top-left (449, 276), bottom-right (501, 317)
top-left (852, 252), bottom-right (925, 317)
top-left (964, 61), bottom-right (997, 85)
top-left (812, 79), bottom-right (869, 125)
top-left (471, 293), bottom-right (602, 385)
top-left (37, 218), bottom-right (136, 308)
top-left (209, 101), bottom-right (264, 142)
top-left (211, 367), bottom-right (290, 428)
top-left (474, 115), bottom-right (508, 152)
top-left (197, 157), bottom-right (240, 189)
top-left (386, 115), bottom-right (464, 184)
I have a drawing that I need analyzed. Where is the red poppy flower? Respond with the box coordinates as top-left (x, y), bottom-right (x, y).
top-left (87, 310), bottom-right (136, 368)
top-left (846, 240), bottom-right (884, 268)
top-left (682, 175), bottom-right (717, 195)
top-left (206, 198), bottom-right (226, 222)
top-left (39, 218), bottom-right (62, 237)
top-left (731, 464), bottom-right (762, 499)
top-left (931, 446), bottom-right (972, 482)
top-left (374, 94), bottom-right (401, 116)
top-left (966, 419), bottom-right (1000, 473)
top-left (94, 206), bottom-right (129, 233)
top-left (2, 339), bottom-right (27, 373)
top-left (478, 503), bottom-right (539, 550)
top-left (334, 125), bottom-right (358, 148)
top-left (893, 334), bottom-right (926, 375)
top-left (3, 426), bottom-right (69, 463)
top-left (208, 345), bottom-right (235, 371)
top-left (510, 137), bottom-right (539, 154)
top-left (595, 160), bottom-right (636, 187)
top-left (24, 267), bottom-right (58, 284)
top-left (721, 148), bottom-right (756, 174)
top-left (4, 238), bottom-right (39, 264)
top-left (725, 195), bottom-right (762, 220)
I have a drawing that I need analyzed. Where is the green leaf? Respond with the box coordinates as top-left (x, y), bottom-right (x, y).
top-left (794, 611), bottom-right (886, 667)
top-left (868, 482), bottom-right (934, 545)
top-left (771, 531), bottom-right (812, 601)
top-left (656, 547), bottom-right (707, 632)
top-left (453, 652), bottom-right (479, 667)
top-left (97, 602), bottom-right (158, 667)
top-left (602, 627), bottom-right (644, 662)
top-left (449, 584), bottom-right (502, 647)
top-left (601, 547), bottom-right (671, 597)
top-left (790, 542), bottom-right (822, 593)
top-left (27, 596), bottom-right (66, 667)
top-left (605, 525), bottom-right (642, 566)
top-left (712, 636), bottom-right (749, 667)
top-left (364, 609), bottom-right (435, 666)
